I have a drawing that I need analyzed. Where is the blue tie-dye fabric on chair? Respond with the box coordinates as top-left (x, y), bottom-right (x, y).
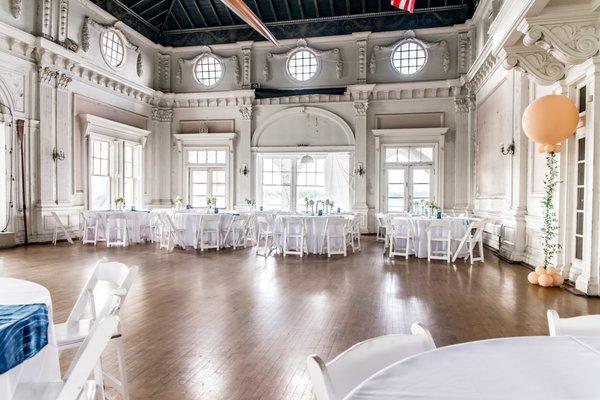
top-left (0, 304), bottom-right (49, 374)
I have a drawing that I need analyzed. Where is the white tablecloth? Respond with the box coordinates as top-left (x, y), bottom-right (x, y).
top-left (391, 217), bottom-right (471, 258)
top-left (272, 214), bottom-right (353, 254)
top-left (345, 336), bottom-right (600, 400)
top-left (172, 212), bottom-right (237, 247)
top-left (93, 210), bottom-right (151, 243)
top-left (0, 278), bottom-right (61, 400)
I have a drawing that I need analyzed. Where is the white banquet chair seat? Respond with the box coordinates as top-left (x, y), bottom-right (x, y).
top-left (80, 211), bottom-right (99, 245)
top-left (13, 316), bottom-right (119, 400)
top-left (452, 219), bottom-right (485, 264)
top-left (388, 217), bottom-right (414, 259)
top-left (322, 217), bottom-right (348, 257)
top-left (158, 214), bottom-right (186, 251)
top-left (256, 214), bottom-right (276, 256)
top-left (547, 310), bottom-right (600, 336)
top-left (426, 220), bottom-right (452, 263)
top-left (198, 215), bottom-right (221, 251)
top-left (282, 217), bottom-right (307, 257)
top-left (307, 323), bottom-right (435, 400)
top-left (375, 213), bottom-right (387, 242)
top-left (51, 212), bottom-right (74, 245)
top-left (105, 213), bottom-right (128, 247)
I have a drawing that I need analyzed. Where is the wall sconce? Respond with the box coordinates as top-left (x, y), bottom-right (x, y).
top-left (354, 163), bottom-right (366, 176)
top-left (52, 148), bottom-right (66, 162)
top-left (500, 140), bottom-right (515, 156)
top-left (240, 164), bottom-right (249, 176)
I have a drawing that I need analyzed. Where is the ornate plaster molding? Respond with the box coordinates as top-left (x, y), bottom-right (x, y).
top-left (156, 53), bottom-right (170, 92)
top-left (239, 105), bottom-right (252, 120)
top-left (263, 39), bottom-right (343, 81)
top-left (353, 100), bottom-right (369, 116)
top-left (463, 51), bottom-right (500, 93)
top-left (151, 107), bottom-right (174, 122)
top-left (176, 46), bottom-right (240, 86)
top-left (56, 73), bottom-right (72, 90)
top-left (523, 22), bottom-right (600, 65)
top-left (504, 47), bottom-right (565, 86)
top-left (458, 31), bottom-right (472, 74)
top-left (371, 31), bottom-right (450, 74)
top-left (58, 0), bottom-right (69, 42)
top-left (38, 66), bottom-right (59, 86)
top-left (357, 39), bottom-right (368, 83)
top-left (10, 0), bottom-right (22, 19)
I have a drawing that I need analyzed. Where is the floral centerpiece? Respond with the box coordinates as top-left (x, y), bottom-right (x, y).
top-left (206, 196), bottom-right (217, 212)
top-left (174, 195), bottom-right (184, 210)
top-left (324, 199), bottom-right (335, 214)
top-left (424, 200), bottom-right (439, 216)
top-left (244, 198), bottom-right (256, 210)
top-left (115, 197), bottom-right (125, 211)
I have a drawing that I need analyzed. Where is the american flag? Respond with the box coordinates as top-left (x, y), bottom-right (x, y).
top-left (391, 0), bottom-right (416, 12)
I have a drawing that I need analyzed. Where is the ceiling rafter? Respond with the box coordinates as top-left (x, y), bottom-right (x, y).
top-left (296, 0), bottom-right (305, 19)
top-left (267, 0), bottom-right (278, 22)
top-left (313, 0), bottom-right (320, 18)
top-left (282, 0), bottom-right (292, 20)
top-left (329, 0), bottom-right (335, 16)
top-left (190, 0), bottom-right (209, 27)
top-left (207, 0), bottom-right (224, 25)
top-left (177, 1), bottom-right (195, 29)
top-left (251, 0), bottom-right (264, 20)
top-left (159, 0), bottom-right (177, 33)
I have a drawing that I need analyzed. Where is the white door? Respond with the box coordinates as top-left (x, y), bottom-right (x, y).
top-left (189, 168), bottom-right (227, 208)
top-left (384, 166), bottom-right (434, 212)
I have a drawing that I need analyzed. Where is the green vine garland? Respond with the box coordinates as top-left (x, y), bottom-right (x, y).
top-left (541, 152), bottom-right (560, 268)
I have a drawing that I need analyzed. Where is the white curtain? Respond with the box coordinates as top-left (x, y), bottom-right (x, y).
top-left (325, 153), bottom-right (350, 212)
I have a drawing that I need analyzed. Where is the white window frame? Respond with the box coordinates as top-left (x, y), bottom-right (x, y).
top-left (391, 39), bottom-right (428, 76)
top-left (286, 48), bottom-right (320, 82)
top-left (373, 128), bottom-right (447, 213)
top-left (193, 55), bottom-right (225, 88)
top-left (174, 133), bottom-right (235, 210)
top-left (80, 114), bottom-right (149, 210)
top-left (185, 148), bottom-right (229, 208)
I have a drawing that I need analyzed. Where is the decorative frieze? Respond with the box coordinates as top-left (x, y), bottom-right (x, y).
top-left (41, 0), bottom-right (52, 38)
top-left (151, 108), bottom-right (174, 122)
top-left (357, 39), bottom-right (368, 83)
top-left (458, 31), bottom-right (472, 74)
top-left (81, 17), bottom-right (90, 52)
top-left (156, 53), bottom-right (171, 91)
top-left (10, 0), bottom-right (22, 19)
top-left (58, 0), bottom-right (69, 42)
top-left (176, 46), bottom-right (240, 86)
top-left (264, 39), bottom-right (343, 81)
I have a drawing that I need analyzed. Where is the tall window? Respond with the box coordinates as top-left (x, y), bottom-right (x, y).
top-left (88, 138), bottom-right (142, 210)
top-left (258, 154), bottom-right (349, 211)
top-left (383, 145), bottom-right (435, 212)
top-left (575, 137), bottom-right (585, 260)
top-left (90, 139), bottom-right (111, 210)
top-left (187, 149), bottom-right (228, 208)
top-left (262, 158), bottom-right (292, 210)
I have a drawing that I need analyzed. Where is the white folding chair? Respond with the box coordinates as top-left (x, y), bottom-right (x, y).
top-left (14, 315), bottom-right (119, 400)
top-left (426, 220), bottom-right (452, 263)
top-left (142, 212), bottom-right (160, 243)
top-left (81, 211), bottom-right (99, 245)
top-left (198, 215), bottom-right (221, 251)
top-left (307, 323), bottom-right (436, 400)
top-left (282, 217), bottom-right (307, 257)
top-left (51, 211), bottom-right (74, 245)
top-left (388, 217), bottom-right (415, 259)
top-left (106, 213), bottom-right (128, 247)
top-left (347, 214), bottom-right (361, 253)
top-left (322, 217), bottom-right (347, 257)
top-left (375, 213), bottom-right (387, 242)
top-left (256, 214), bottom-right (275, 256)
top-left (245, 213), bottom-right (257, 246)
top-left (54, 261), bottom-right (138, 400)
top-left (452, 219), bottom-right (485, 263)
top-left (158, 213), bottom-right (186, 251)
top-left (547, 310), bottom-right (600, 336)
top-left (223, 214), bottom-right (251, 249)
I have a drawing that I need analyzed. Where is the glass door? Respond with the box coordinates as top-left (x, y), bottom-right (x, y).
top-left (189, 167), bottom-right (227, 208)
top-left (385, 167), bottom-right (407, 212)
top-left (410, 167), bottom-right (433, 209)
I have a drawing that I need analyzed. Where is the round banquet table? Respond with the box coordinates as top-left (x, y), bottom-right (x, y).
top-left (93, 210), bottom-right (151, 243)
top-left (0, 278), bottom-right (61, 400)
top-left (272, 214), bottom-right (354, 254)
top-left (344, 336), bottom-right (600, 400)
top-left (172, 211), bottom-right (237, 247)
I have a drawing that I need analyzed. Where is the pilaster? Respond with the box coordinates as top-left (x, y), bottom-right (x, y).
top-left (237, 105), bottom-right (252, 205)
top-left (150, 107), bottom-right (173, 207)
top-left (453, 87), bottom-right (469, 211)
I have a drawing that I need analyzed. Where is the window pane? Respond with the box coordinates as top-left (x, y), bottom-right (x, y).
top-left (413, 169), bottom-right (430, 184)
top-left (90, 175), bottom-right (110, 210)
top-left (420, 147), bottom-right (433, 162)
top-left (188, 151), bottom-right (198, 164)
top-left (385, 149), bottom-right (397, 163)
top-left (388, 184), bottom-right (404, 198)
top-left (412, 184), bottom-right (430, 199)
top-left (388, 169), bottom-right (405, 184)
top-left (192, 171), bottom-right (208, 183)
top-left (216, 151), bottom-right (226, 164)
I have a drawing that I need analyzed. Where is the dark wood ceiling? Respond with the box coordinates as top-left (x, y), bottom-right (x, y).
top-left (91, 0), bottom-right (476, 46)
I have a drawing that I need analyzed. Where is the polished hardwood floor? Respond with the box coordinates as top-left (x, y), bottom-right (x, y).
top-left (2, 237), bottom-right (600, 399)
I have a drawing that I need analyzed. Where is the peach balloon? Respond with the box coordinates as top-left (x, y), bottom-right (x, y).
top-left (522, 95), bottom-right (579, 152)
top-left (554, 143), bottom-right (563, 153)
top-left (535, 266), bottom-right (546, 275)
top-left (538, 273), bottom-right (554, 287)
top-left (546, 267), bottom-right (557, 275)
top-left (552, 274), bottom-right (565, 287)
top-left (528, 272), bottom-right (539, 285)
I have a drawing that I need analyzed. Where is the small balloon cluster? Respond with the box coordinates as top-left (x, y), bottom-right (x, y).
top-left (527, 266), bottom-right (564, 288)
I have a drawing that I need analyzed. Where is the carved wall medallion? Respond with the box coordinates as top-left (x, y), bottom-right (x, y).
top-left (81, 17), bottom-right (90, 52)
top-left (239, 105), bottom-right (252, 120)
top-left (10, 0), bottom-right (22, 18)
top-left (137, 52), bottom-right (143, 77)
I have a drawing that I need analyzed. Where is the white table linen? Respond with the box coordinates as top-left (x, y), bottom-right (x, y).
top-left (93, 210), bottom-right (151, 243)
top-left (345, 336), bottom-right (600, 400)
top-left (390, 217), bottom-right (471, 258)
top-left (172, 212), bottom-right (237, 247)
top-left (0, 278), bottom-right (61, 400)
top-left (272, 214), bottom-right (353, 254)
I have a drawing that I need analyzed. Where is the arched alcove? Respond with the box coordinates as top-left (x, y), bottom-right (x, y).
top-left (252, 106), bottom-right (354, 148)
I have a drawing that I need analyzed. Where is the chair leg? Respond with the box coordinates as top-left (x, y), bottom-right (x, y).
top-left (115, 336), bottom-right (130, 400)
top-left (94, 359), bottom-right (106, 400)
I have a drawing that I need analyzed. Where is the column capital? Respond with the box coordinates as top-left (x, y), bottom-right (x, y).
top-left (56, 73), bottom-right (72, 90)
top-left (353, 100), bottom-right (369, 117)
top-left (151, 107), bottom-right (174, 122)
top-left (38, 66), bottom-right (59, 86)
top-left (239, 105), bottom-right (253, 120)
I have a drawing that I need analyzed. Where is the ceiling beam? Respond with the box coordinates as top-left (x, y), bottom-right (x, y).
top-left (207, 0), bottom-right (224, 25)
top-left (190, 0), bottom-right (209, 27)
top-left (313, 0), bottom-right (320, 17)
top-left (111, 0), bottom-right (160, 32)
top-left (159, 0), bottom-right (177, 33)
top-left (296, 0), bottom-right (305, 19)
top-left (267, 0), bottom-right (278, 22)
top-left (219, 0), bottom-right (279, 45)
top-left (251, 0), bottom-right (264, 20)
top-left (329, 0), bottom-right (335, 16)
top-left (137, 1), bottom-right (167, 17)
top-left (178, 1), bottom-right (195, 28)
top-left (345, 0), bottom-right (350, 15)
top-left (282, 0), bottom-right (292, 20)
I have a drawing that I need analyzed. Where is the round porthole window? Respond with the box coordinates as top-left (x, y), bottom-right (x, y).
top-left (287, 49), bottom-right (319, 82)
top-left (391, 40), bottom-right (427, 75)
top-left (100, 30), bottom-right (125, 68)
top-left (194, 55), bottom-right (224, 87)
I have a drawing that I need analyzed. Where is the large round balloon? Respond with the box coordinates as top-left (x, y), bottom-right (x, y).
top-left (522, 94), bottom-right (579, 152)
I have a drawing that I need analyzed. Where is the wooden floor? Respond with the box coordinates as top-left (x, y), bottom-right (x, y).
top-left (2, 237), bottom-right (600, 399)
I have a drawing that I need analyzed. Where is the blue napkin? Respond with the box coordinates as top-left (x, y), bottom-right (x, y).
top-left (0, 304), bottom-right (49, 374)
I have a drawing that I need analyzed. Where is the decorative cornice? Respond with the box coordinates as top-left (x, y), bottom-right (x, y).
top-left (463, 49), bottom-right (500, 93)
top-left (371, 30), bottom-right (450, 74)
top-left (151, 107), bottom-right (173, 122)
top-left (264, 39), bottom-right (343, 81)
top-left (503, 46), bottom-right (565, 86)
top-left (168, 90), bottom-right (255, 108)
